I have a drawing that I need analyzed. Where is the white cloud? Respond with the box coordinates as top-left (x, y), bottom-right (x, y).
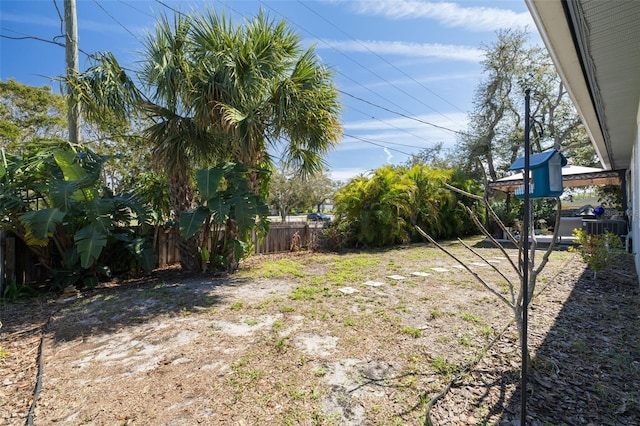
top-left (351, 0), bottom-right (532, 31)
top-left (313, 39), bottom-right (482, 62)
top-left (383, 147), bottom-right (393, 163)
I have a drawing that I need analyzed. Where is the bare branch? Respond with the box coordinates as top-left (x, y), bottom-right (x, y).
top-left (463, 205), bottom-right (521, 275)
top-left (415, 226), bottom-right (513, 307)
top-left (457, 237), bottom-right (517, 305)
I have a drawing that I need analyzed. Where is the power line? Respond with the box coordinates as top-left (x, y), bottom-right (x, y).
top-left (92, 0), bottom-right (141, 42)
top-left (340, 90), bottom-right (475, 138)
top-left (154, 0), bottom-right (187, 17)
top-left (344, 133), bottom-right (413, 157)
top-left (298, 0), bottom-right (467, 117)
top-left (213, 0), bottom-right (477, 147)
top-left (346, 132), bottom-right (435, 151)
top-left (347, 102), bottom-right (443, 148)
top-left (257, 1), bottom-right (418, 118)
top-left (254, 1), bottom-right (475, 141)
top-left (52, 0), bottom-right (64, 41)
top-left (0, 28), bottom-right (92, 57)
top-left (117, 0), bottom-right (155, 19)
top-left (215, 0), bottom-right (421, 123)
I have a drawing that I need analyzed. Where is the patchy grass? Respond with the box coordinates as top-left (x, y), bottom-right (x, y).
top-left (401, 326), bottom-right (422, 338)
top-left (242, 258), bottom-right (307, 278)
top-left (8, 237), bottom-right (600, 426)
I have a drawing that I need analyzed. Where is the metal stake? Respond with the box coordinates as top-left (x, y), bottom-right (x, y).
top-left (521, 88), bottom-right (531, 426)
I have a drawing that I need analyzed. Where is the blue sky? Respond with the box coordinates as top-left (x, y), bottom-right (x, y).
top-left (0, 0), bottom-right (536, 181)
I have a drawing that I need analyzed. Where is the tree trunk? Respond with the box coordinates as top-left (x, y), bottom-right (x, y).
top-left (168, 166), bottom-right (201, 272)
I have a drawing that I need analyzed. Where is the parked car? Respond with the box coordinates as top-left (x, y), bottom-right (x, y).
top-left (306, 212), bottom-right (331, 222)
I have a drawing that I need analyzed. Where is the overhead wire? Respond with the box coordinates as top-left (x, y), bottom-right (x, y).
top-left (297, 0), bottom-right (467, 117)
top-left (349, 106), bottom-right (444, 148)
top-left (117, 0), bottom-right (156, 19)
top-left (344, 133), bottom-right (413, 157)
top-left (52, 0), bottom-right (65, 43)
top-left (92, 0), bottom-right (142, 43)
top-left (42, 0), bottom-right (475, 156)
top-left (154, 0), bottom-right (188, 17)
top-left (252, 0), bottom-right (475, 140)
top-left (256, 1), bottom-right (417, 118)
top-left (207, 0), bottom-right (479, 161)
top-left (0, 27), bottom-right (93, 57)
top-left (340, 90), bottom-right (475, 138)
top-left (212, 0), bottom-right (457, 154)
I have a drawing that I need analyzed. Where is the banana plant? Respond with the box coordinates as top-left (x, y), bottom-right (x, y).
top-left (179, 163), bottom-right (270, 272)
top-left (3, 141), bottom-right (155, 288)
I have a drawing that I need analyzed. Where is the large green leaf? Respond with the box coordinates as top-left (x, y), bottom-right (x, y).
top-left (54, 149), bottom-right (86, 181)
top-left (230, 192), bottom-right (267, 235)
top-left (48, 179), bottom-right (82, 211)
top-left (128, 237), bottom-right (156, 273)
top-left (195, 167), bottom-right (224, 201)
top-left (179, 206), bottom-right (210, 239)
top-left (207, 194), bottom-right (231, 224)
top-left (19, 208), bottom-right (66, 246)
top-left (74, 224), bottom-right (108, 268)
top-left (53, 149), bottom-right (98, 202)
top-left (231, 239), bottom-right (248, 263)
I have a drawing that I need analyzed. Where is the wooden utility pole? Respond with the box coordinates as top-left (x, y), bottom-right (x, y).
top-left (64, 0), bottom-right (81, 143)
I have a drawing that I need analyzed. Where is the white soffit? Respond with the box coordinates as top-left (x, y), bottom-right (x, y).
top-left (526, 0), bottom-right (640, 171)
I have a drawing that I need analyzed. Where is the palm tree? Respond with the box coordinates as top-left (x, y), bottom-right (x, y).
top-left (188, 10), bottom-right (342, 189)
top-left (67, 8), bottom-right (342, 271)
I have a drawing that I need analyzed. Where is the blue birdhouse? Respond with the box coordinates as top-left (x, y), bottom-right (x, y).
top-left (510, 149), bottom-right (567, 199)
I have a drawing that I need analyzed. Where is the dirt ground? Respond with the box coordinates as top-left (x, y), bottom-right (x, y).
top-left (1, 239), bottom-right (639, 425)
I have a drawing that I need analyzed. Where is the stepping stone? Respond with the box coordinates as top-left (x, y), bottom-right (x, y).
top-left (452, 265), bottom-right (466, 270)
top-left (363, 280), bottom-right (385, 287)
top-left (410, 272), bottom-right (431, 277)
top-left (487, 259), bottom-right (501, 264)
top-left (470, 262), bottom-right (489, 267)
top-left (338, 287), bottom-right (358, 295)
top-left (431, 267), bottom-right (449, 272)
top-left (386, 275), bottom-right (406, 280)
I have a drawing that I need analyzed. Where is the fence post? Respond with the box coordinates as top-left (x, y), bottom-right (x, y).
top-left (4, 235), bottom-right (16, 287)
top-left (0, 231), bottom-right (4, 294)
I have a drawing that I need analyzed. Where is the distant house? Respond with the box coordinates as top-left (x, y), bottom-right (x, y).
top-left (525, 0), bottom-right (640, 283)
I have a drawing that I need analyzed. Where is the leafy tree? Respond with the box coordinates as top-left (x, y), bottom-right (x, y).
top-left (268, 164), bottom-right (306, 222)
top-left (596, 184), bottom-right (623, 212)
top-left (457, 29), bottom-right (596, 181)
top-left (67, 9), bottom-right (342, 271)
top-left (0, 79), bottom-right (67, 150)
top-left (404, 141), bottom-right (455, 169)
top-left (306, 171), bottom-right (337, 213)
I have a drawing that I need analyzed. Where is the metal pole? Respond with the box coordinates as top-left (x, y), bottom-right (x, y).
top-left (521, 89), bottom-right (531, 425)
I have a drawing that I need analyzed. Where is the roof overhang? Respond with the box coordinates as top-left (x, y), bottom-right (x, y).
top-left (489, 166), bottom-right (623, 193)
top-left (525, 0), bottom-right (640, 171)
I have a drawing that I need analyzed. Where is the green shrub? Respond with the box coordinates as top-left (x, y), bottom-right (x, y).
top-left (570, 229), bottom-right (624, 279)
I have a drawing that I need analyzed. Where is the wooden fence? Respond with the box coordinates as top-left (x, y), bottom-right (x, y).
top-left (155, 222), bottom-right (323, 267)
top-left (0, 223), bottom-right (326, 288)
